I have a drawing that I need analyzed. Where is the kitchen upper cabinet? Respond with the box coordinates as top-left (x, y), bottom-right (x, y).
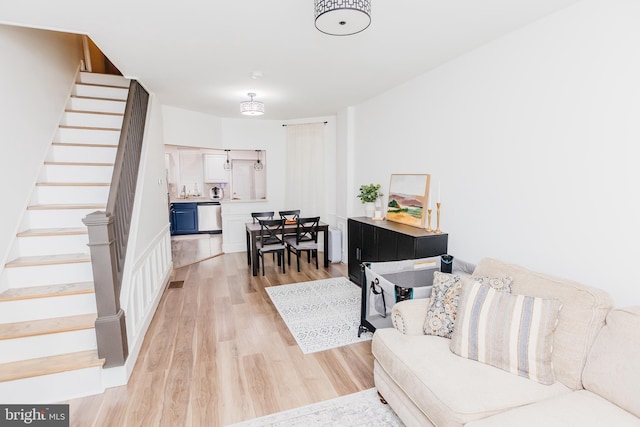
top-left (204, 154), bottom-right (229, 183)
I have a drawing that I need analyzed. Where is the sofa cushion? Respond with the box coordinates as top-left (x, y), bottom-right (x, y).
top-left (450, 281), bottom-right (562, 384)
top-left (423, 272), bottom-right (512, 338)
top-left (465, 390), bottom-right (640, 427)
top-left (582, 306), bottom-right (640, 418)
top-left (392, 298), bottom-right (431, 336)
top-left (372, 328), bottom-right (570, 426)
top-left (472, 258), bottom-right (613, 389)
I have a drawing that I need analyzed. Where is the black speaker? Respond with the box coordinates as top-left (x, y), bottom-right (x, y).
top-left (441, 254), bottom-right (454, 273)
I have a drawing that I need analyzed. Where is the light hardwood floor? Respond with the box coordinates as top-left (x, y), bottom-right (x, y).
top-left (171, 234), bottom-right (224, 268)
top-left (64, 251), bottom-right (374, 427)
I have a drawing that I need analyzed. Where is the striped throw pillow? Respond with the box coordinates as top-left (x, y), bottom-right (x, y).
top-left (423, 272), bottom-right (513, 338)
top-left (450, 281), bottom-right (562, 385)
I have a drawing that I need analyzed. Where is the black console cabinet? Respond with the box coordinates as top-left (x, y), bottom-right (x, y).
top-left (348, 217), bottom-right (449, 285)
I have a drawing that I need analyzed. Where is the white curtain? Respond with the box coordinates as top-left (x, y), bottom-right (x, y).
top-left (285, 123), bottom-right (325, 217)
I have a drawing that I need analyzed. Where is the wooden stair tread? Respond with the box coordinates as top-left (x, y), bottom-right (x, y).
top-left (17, 227), bottom-right (88, 237)
top-left (5, 253), bottom-right (91, 268)
top-left (0, 282), bottom-right (94, 302)
top-left (65, 109), bottom-right (124, 116)
top-left (36, 182), bottom-right (110, 187)
top-left (0, 350), bottom-right (104, 382)
top-left (58, 125), bottom-right (120, 131)
top-left (27, 203), bottom-right (106, 210)
top-left (75, 82), bottom-right (129, 89)
top-left (52, 142), bottom-right (118, 148)
top-left (0, 313), bottom-right (96, 340)
top-left (44, 161), bottom-right (114, 166)
top-left (70, 95), bottom-right (126, 103)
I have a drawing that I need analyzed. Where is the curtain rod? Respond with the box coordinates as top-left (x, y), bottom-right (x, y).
top-left (282, 121), bottom-right (328, 127)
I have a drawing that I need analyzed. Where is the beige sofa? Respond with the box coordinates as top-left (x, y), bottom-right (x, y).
top-left (371, 258), bottom-right (640, 427)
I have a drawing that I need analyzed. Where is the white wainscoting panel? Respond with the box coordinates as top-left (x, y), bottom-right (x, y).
top-left (102, 225), bottom-right (172, 387)
top-left (220, 200), bottom-right (271, 253)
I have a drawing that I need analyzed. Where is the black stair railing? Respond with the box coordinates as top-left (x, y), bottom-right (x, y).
top-left (83, 80), bottom-right (149, 368)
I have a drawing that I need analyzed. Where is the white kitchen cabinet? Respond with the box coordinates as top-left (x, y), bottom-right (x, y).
top-left (203, 154), bottom-right (229, 183)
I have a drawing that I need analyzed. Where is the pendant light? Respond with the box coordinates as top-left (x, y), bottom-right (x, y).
top-left (254, 150), bottom-right (264, 171)
top-left (224, 149), bottom-right (232, 170)
top-left (314, 0), bottom-right (371, 36)
top-left (240, 92), bottom-right (265, 116)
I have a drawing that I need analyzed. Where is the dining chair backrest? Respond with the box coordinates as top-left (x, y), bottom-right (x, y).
top-left (295, 217), bottom-right (320, 244)
top-left (279, 210), bottom-right (300, 223)
top-left (252, 211), bottom-right (275, 223)
top-left (258, 218), bottom-right (285, 246)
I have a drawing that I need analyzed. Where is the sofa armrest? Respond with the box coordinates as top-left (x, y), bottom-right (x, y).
top-left (391, 298), bottom-right (430, 335)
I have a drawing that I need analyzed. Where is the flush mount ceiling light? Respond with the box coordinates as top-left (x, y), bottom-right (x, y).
top-left (314, 0), bottom-right (371, 36)
top-left (240, 92), bottom-right (265, 116)
top-left (254, 150), bottom-right (264, 171)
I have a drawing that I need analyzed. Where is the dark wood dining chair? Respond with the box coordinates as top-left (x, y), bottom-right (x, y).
top-left (284, 216), bottom-right (320, 272)
top-left (247, 211), bottom-right (275, 265)
top-left (279, 210), bottom-right (301, 241)
top-left (279, 210), bottom-right (300, 224)
top-left (257, 218), bottom-right (286, 275)
top-left (252, 211), bottom-right (275, 223)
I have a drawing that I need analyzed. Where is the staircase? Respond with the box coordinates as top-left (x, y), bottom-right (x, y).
top-left (0, 72), bottom-right (130, 403)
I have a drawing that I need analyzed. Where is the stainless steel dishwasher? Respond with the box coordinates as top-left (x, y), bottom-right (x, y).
top-left (197, 202), bottom-right (222, 233)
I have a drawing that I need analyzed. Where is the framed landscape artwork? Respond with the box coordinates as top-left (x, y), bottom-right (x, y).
top-left (386, 174), bottom-right (430, 228)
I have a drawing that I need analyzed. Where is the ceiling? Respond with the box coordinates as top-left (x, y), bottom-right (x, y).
top-left (0, 0), bottom-right (582, 120)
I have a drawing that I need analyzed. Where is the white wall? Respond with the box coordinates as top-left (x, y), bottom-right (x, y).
top-left (349, 0), bottom-right (640, 305)
top-left (131, 94), bottom-right (171, 259)
top-left (336, 107), bottom-right (356, 261)
top-left (0, 25), bottom-right (82, 268)
top-left (162, 104), bottom-right (222, 148)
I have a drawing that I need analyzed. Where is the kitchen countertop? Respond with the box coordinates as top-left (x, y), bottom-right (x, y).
top-left (219, 199), bottom-right (268, 204)
top-left (170, 197), bottom-right (219, 203)
top-left (170, 197), bottom-right (268, 204)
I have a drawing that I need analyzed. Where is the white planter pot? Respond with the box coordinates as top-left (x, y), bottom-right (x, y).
top-left (364, 202), bottom-right (375, 218)
top-left (374, 198), bottom-right (383, 218)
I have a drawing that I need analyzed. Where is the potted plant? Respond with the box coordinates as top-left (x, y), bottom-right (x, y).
top-left (357, 183), bottom-right (382, 218)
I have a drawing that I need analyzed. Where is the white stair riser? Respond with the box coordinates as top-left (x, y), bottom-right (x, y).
top-left (48, 144), bottom-right (117, 163)
top-left (72, 84), bottom-right (128, 101)
top-left (26, 208), bottom-right (101, 229)
top-left (55, 128), bottom-right (121, 145)
top-left (17, 234), bottom-right (89, 257)
top-left (2, 263), bottom-right (93, 288)
top-left (0, 294), bottom-right (96, 324)
top-left (34, 185), bottom-right (109, 205)
top-left (78, 72), bottom-right (129, 88)
top-left (61, 111), bottom-right (123, 128)
top-left (67, 97), bottom-right (126, 114)
top-left (0, 366), bottom-right (104, 404)
top-left (0, 329), bottom-right (97, 364)
top-left (40, 164), bottom-right (114, 183)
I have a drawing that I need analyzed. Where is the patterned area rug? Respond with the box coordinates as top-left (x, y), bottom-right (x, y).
top-left (226, 388), bottom-right (404, 427)
top-left (265, 277), bottom-right (373, 354)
